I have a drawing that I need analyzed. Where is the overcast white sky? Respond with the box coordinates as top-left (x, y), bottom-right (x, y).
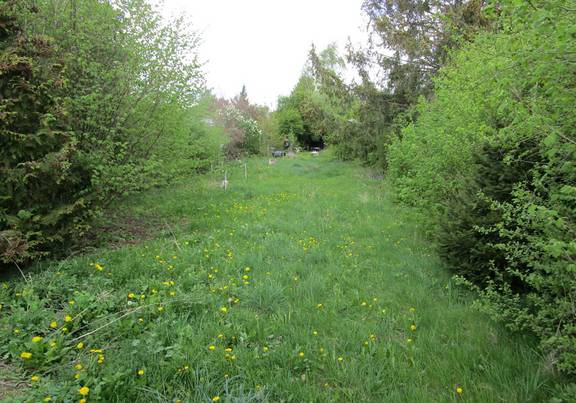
top-left (159, 0), bottom-right (369, 108)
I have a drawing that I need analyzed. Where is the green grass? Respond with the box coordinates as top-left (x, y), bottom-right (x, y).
top-left (0, 152), bottom-right (562, 402)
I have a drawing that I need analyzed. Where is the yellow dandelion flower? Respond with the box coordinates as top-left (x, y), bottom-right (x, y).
top-left (263, 346), bottom-right (269, 352)
top-left (50, 321), bottom-right (58, 329)
top-left (32, 336), bottom-right (43, 343)
top-left (157, 306), bottom-right (164, 312)
top-left (312, 330), bottom-right (318, 336)
top-left (219, 306), bottom-right (228, 314)
top-left (409, 307), bottom-right (416, 313)
top-left (298, 352), bottom-right (305, 358)
top-left (74, 373), bottom-right (81, 379)
top-left (69, 300), bottom-right (75, 305)
top-left (89, 349), bottom-right (102, 353)
top-left (456, 386), bottom-right (463, 395)
top-left (76, 342), bottom-right (84, 349)
top-left (128, 293), bottom-right (135, 299)
top-left (337, 356), bottom-right (343, 362)
top-left (410, 324), bottom-right (417, 331)
top-left (43, 397), bottom-right (52, 402)
top-left (78, 386), bottom-right (90, 396)
top-left (316, 303), bottom-right (323, 309)
top-left (20, 352), bottom-right (32, 359)
top-left (94, 263), bottom-right (103, 271)
top-left (64, 315), bottom-right (73, 322)
top-left (75, 364), bottom-right (83, 370)
top-left (208, 345), bottom-right (216, 351)
top-left (212, 397), bottom-right (220, 402)
top-left (224, 347), bottom-right (232, 353)
top-left (13, 328), bottom-right (20, 334)
top-left (407, 338), bottom-right (413, 344)
top-left (31, 375), bottom-right (40, 381)
top-left (79, 399), bottom-right (86, 403)
top-left (50, 341), bottom-right (57, 348)
top-left (137, 369), bottom-right (145, 376)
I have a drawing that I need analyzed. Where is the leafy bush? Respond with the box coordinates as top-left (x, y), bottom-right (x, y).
top-left (0, 2), bottom-right (91, 263)
top-left (1, 0), bottom-right (216, 265)
top-left (387, 0), bottom-right (576, 375)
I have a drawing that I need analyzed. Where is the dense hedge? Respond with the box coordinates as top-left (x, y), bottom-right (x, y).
top-left (387, 0), bottom-right (576, 375)
top-left (0, 1), bottom-right (220, 265)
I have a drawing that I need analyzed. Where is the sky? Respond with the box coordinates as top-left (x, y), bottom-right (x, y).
top-left (159, 0), bottom-right (369, 109)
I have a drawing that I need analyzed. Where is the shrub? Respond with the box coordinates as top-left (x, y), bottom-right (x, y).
top-left (387, 0), bottom-right (576, 375)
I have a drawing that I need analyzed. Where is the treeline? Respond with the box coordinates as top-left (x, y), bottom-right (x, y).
top-left (0, 0), bottom-right (276, 265)
top-left (280, 0), bottom-right (576, 377)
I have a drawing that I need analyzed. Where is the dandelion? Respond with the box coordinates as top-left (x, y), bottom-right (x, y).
top-left (208, 345), bottom-right (216, 351)
top-left (128, 293), bottom-right (135, 299)
top-left (76, 342), bottom-right (84, 349)
top-left (89, 349), bottom-right (103, 353)
top-left (312, 330), bottom-right (318, 336)
top-left (361, 301), bottom-right (367, 307)
top-left (50, 321), bottom-right (58, 329)
top-left (94, 263), bottom-right (104, 271)
top-left (410, 324), bottom-right (417, 331)
top-left (224, 347), bottom-right (233, 353)
top-left (80, 399), bottom-right (86, 403)
top-left (69, 300), bottom-right (75, 305)
top-left (298, 352), bottom-right (305, 358)
top-left (157, 306), bottom-right (164, 312)
top-left (219, 306), bottom-right (228, 314)
top-left (316, 303), bottom-right (323, 309)
top-left (409, 307), bottom-right (416, 313)
top-left (64, 315), bottom-right (72, 322)
top-left (13, 328), bottom-right (20, 334)
top-left (169, 291), bottom-right (176, 297)
top-left (50, 341), bottom-right (57, 348)
top-left (75, 364), bottom-right (83, 370)
top-left (212, 397), bottom-right (220, 402)
top-left (137, 369), bottom-right (145, 376)
top-left (407, 338), bottom-right (413, 344)
top-left (32, 336), bottom-right (43, 343)
top-left (20, 352), bottom-right (32, 359)
top-left (263, 346), bottom-right (269, 352)
top-left (78, 386), bottom-right (90, 396)
top-left (337, 356), bottom-right (343, 362)
top-left (74, 373), bottom-right (81, 379)
top-left (217, 334), bottom-right (224, 339)
top-left (43, 397), bottom-right (52, 402)
top-left (97, 354), bottom-right (105, 364)
top-left (456, 386), bottom-right (463, 395)
top-left (244, 267), bottom-right (251, 272)
top-left (31, 375), bottom-right (40, 381)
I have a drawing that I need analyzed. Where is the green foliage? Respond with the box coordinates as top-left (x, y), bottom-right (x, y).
top-left (0, 1), bottom-right (90, 263)
top-left (0, 0), bottom-right (221, 264)
top-left (387, 0), bottom-right (576, 375)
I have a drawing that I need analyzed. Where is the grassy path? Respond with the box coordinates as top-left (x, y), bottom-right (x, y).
top-left (0, 153), bottom-right (556, 402)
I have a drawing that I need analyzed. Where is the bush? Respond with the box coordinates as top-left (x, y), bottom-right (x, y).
top-left (0, 0), bottom-right (215, 265)
top-left (387, 0), bottom-right (576, 375)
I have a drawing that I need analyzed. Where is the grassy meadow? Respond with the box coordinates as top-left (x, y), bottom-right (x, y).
top-left (0, 152), bottom-right (560, 402)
